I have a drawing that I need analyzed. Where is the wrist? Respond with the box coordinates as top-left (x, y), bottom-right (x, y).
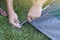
top-left (35, 0), bottom-right (47, 7)
top-left (8, 10), bottom-right (16, 16)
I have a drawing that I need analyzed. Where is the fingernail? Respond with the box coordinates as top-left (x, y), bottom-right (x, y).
top-left (17, 23), bottom-right (21, 28)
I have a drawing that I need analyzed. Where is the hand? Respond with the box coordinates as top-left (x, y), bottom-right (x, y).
top-left (8, 11), bottom-right (21, 28)
top-left (28, 5), bottom-right (42, 22)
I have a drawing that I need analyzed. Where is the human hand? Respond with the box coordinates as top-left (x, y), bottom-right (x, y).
top-left (28, 5), bottom-right (42, 22)
top-left (8, 11), bottom-right (21, 28)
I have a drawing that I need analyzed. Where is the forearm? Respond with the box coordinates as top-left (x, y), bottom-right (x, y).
top-left (33, 0), bottom-right (47, 8)
top-left (6, 0), bottom-right (14, 13)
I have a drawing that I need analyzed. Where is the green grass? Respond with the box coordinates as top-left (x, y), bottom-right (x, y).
top-left (0, 0), bottom-right (51, 40)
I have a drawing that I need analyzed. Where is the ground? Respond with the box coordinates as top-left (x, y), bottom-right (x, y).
top-left (0, 0), bottom-right (51, 40)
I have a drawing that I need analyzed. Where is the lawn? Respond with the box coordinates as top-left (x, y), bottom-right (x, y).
top-left (0, 0), bottom-right (51, 40)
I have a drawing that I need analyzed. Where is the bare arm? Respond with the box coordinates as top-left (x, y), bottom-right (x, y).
top-left (6, 0), bottom-right (21, 28)
top-left (6, 0), bottom-right (14, 15)
top-left (33, 0), bottom-right (47, 8)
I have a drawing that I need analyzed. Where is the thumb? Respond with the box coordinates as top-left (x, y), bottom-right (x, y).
top-left (12, 19), bottom-right (21, 28)
top-left (28, 16), bottom-right (32, 22)
top-left (12, 22), bottom-right (21, 28)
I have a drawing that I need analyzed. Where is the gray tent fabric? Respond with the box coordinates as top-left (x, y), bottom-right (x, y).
top-left (30, 14), bottom-right (60, 40)
top-left (30, 0), bottom-right (60, 40)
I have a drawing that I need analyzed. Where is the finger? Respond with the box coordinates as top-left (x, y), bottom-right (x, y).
top-left (10, 20), bottom-right (21, 28)
top-left (14, 19), bottom-right (21, 28)
top-left (31, 16), bottom-right (40, 20)
top-left (28, 16), bottom-right (32, 22)
top-left (31, 17), bottom-right (36, 20)
top-left (32, 15), bottom-right (41, 20)
top-left (12, 22), bottom-right (21, 28)
top-left (14, 18), bottom-right (19, 24)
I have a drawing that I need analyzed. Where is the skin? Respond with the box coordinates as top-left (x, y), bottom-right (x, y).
top-left (6, 0), bottom-right (47, 28)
